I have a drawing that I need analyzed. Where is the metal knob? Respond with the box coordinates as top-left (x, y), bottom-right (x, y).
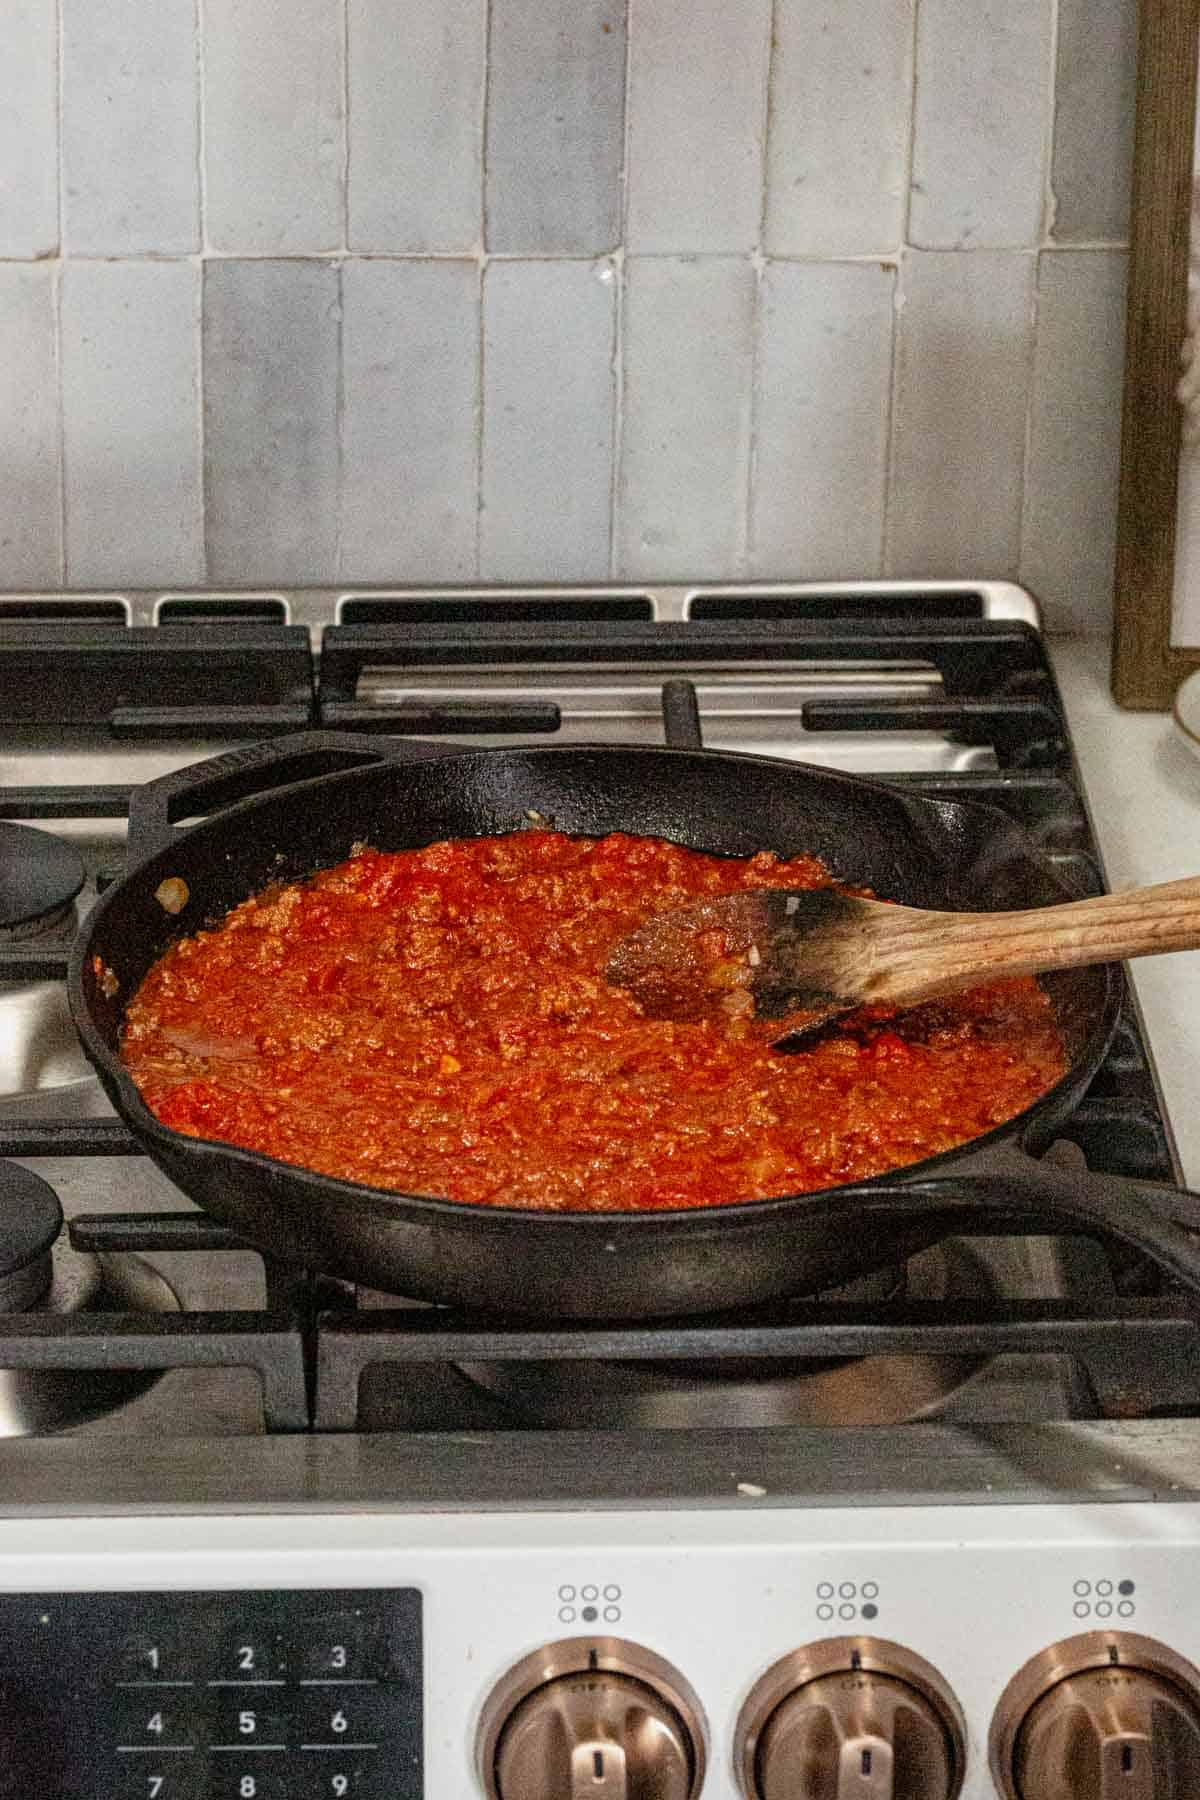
top-left (991, 1631), bottom-right (1200, 1800)
top-left (477, 1638), bottom-right (706, 1800)
top-left (496, 1671), bottom-right (692, 1799)
top-left (737, 1638), bottom-right (966, 1800)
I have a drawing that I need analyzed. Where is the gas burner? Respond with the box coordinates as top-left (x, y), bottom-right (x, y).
top-left (0, 1162), bottom-right (179, 1437)
top-left (0, 822), bottom-right (94, 1104)
top-left (0, 822), bottom-right (84, 938)
top-left (0, 1163), bottom-right (63, 1313)
top-left (458, 1241), bottom-right (997, 1429)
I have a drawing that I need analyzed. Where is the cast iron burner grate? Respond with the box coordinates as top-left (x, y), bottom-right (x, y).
top-left (0, 607), bottom-right (1193, 1433)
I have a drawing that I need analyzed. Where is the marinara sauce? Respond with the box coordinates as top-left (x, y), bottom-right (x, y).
top-left (120, 831), bottom-right (1067, 1212)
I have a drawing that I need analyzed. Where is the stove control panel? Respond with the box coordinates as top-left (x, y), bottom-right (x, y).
top-left (0, 1588), bottom-right (422, 1800)
top-left (7, 1505), bottom-right (1200, 1797)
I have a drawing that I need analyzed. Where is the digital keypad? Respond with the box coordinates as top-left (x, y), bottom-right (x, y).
top-left (0, 1590), bottom-right (422, 1800)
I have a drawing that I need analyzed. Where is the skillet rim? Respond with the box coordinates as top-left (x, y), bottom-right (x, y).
top-left (68, 742), bottom-right (1125, 1238)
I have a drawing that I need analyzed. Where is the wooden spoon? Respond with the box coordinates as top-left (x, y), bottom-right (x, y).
top-left (603, 879), bottom-right (1200, 1044)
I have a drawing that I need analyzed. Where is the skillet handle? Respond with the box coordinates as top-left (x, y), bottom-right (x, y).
top-left (894, 1161), bottom-right (1200, 1294)
top-left (126, 729), bottom-right (462, 863)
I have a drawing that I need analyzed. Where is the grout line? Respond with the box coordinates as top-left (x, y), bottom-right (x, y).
top-left (194, 0), bottom-right (208, 576)
top-left (608, 247), bottom-right (625, 579)
top-left (474, 0), bottom-right (492, 575)
top-left (53, 0), bottom-right (66, 582)
top-left (757, 0), bottom-right (780, 258)
top-left (743, 257), bottom-right (765, 579)
top-left (474, 259), bottom-right (486, 579)
top-left (334, 258), bottom-right (346, 579)
top-left (0, 242), bottom-right (1131, 273)
top-left (1042, 0), bottom-right (1061, 244)
top-left (744, 0), bottom-right (777, 577)
top-left (196, 0), bottom-right (210, 254)
top-left (1018, 249), bottom-right (1044, 582)
top-left (877, 249), bottom-right (903, 576)
top-left (899, 0), bottom-right (921, 249)
top-left (52, 260), bottom-right (68, 586)
top-left (54, 0), bottom-right (65, 257)
top-left (341, 0), bottom-right (351, 252)
top-left (880, 244), bottom-right (908, 576)
top-left (194, 258), bottom-right (207, 582)
top-left (609, 0), bottom-right (635, 579)
top-left (479, 0), bottom-right (493, 258)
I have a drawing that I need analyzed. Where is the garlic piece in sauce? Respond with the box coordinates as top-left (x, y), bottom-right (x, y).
top-left (154, 877), bottom-right (190, 915)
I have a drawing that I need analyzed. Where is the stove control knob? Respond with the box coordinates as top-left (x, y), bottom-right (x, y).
top-left (476, 1638), bottom-right (705, 1800)
top-left (736, 1638), bottom-right (966, 1800)
top-left (990, 1632), bottom-right (1200, 1800)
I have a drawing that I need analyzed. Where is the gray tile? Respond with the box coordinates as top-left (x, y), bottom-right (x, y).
top-left (348, 0), bottom-right (483, 251)
top-left (0, 1), bottom-right (57, 257)
top-left (626, 0), bottom-right (771, 254)
top-left (1052, 0), bottom-right (1136, 243)
top-left (341, 260), bottom-right (479, 580)
top-left (0, 265), bottom-right (60, 584)
top-left (1021, 251), bottom-right (1127, 633)
top-left (764, 0), bottom-right (914, 257)
top-left (62, 0), bottom-right (199, 255)
top-left (204, 261), bottom-right (339, 581)
top-left (486, 0), bottom-right (626, 254)
top-left (61, 262), bottom-right (203, 586)
top-left (481, 259), bottom-right (615, 578)
top-left (750, 262), bottom-right (895, 577)
top-left (617, 257), bottom-right (756, 578)
top-left (886, 250), bottom-right (1036, 575)
top-left (910, 0), bottom-right (1053, 248)
top-left (204, 0), bottom-right (343, 253)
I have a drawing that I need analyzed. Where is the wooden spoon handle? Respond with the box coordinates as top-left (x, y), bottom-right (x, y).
top-left (868, 876), bottom-right (1200, 1007)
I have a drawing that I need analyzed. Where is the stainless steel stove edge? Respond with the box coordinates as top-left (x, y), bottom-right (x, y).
top-left (0, 580), bottom-right (1042, 633)
top-left (0, 1421), bottom-right (1197, 1515)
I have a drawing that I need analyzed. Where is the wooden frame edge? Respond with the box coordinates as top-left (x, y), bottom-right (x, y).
top-left (1112, 0), bottom-right (1200, 709)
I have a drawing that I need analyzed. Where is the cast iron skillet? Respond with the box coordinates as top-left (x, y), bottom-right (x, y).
top-left (69, 732), bottom-right (1200, 1319)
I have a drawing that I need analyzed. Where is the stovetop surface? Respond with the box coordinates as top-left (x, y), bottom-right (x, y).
top-left (0, 581), bottom-right (1196, 1474)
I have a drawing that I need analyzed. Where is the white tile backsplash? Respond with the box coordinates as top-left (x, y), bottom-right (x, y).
top-left (204, 0), bottom-right (344, 254)
top-left (1051, 0), bottom-right (1137, 243)
top-left (618, 256), bottom-right (756, 577)
top-left (485, 0), bottom-right (626, 255)
top-left (481, 259), bottom-right (616, 578)
top-left (61, 262), bottom-right (203, 585)
top-left (341, 260), bottom-right (480, 580)
top-left (348, 0), bottom-right (484, 252)
top-left (626, 0), bottom-right (771, 254)
top-left (0, 0), bottom-right (58, 258)
top-left (1021, 251), bottom-right (1128, 635)
top-left (0, 265), bottom-right (61, 583)
top-left (910, 0), bottom-right (1054, 249)
top-left (750, 262), bottom-right (896, 578)
top-left (764, 0), bottom-right (915, 258)
top-left (0, 0), bottom-right (1140, 629)
top-left (887, 250), bottom-right (1036, 575)
top-left (62, 0), bottom-right (199, 256)
top-left (203, 260), bottom-right (340, 582)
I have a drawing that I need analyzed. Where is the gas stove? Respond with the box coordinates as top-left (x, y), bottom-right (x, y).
top-left (1, 582), bottom-right (1199, 1800)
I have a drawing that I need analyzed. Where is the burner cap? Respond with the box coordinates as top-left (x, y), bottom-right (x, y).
top-left (0, 823), bottom-right (85, 932)
top-left (0, 1163), bottom-right (63, 1312)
